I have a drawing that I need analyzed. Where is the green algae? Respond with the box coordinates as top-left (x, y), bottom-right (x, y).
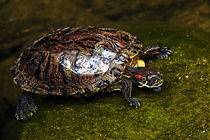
top-left (0, 0), bottom-right (209, 139)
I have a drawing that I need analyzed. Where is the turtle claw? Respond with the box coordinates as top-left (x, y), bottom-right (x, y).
top-left (15, 91), bottom-right (37, 120)
top-left (129, 97), bottom-right (140, 108)
top-left (157, 47), bottom-right (172, 59)
top-left (15, 104), bottom-right (38, 120)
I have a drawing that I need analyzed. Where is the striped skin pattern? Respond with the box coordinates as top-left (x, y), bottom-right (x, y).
top-left (11, 26), bottom-right (143, 97)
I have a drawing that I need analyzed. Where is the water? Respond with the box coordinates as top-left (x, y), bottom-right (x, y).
top-left (0, 0), bottom-right (209, 139)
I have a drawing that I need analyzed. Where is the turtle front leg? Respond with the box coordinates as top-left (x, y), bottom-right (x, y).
top-left (15, 91), bottom-right (37, 120)
top-left (141, 44), bottom-right (171, 59)
top-left (108, 78), bottom-right (140, 108)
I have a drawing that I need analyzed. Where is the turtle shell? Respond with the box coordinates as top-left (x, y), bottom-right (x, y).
top-left (11, 26), bottom-right (143, 97)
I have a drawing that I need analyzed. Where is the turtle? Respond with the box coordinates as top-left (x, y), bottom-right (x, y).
top-left (11, 26), bottom-right (171, 120)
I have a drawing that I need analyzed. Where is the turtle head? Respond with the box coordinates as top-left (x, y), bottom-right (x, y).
top-left (126, 66), bottom-right (163, 92)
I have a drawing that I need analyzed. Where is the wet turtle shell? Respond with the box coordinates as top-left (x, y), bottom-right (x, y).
top-left (11, 26), bottom-right (143, 97)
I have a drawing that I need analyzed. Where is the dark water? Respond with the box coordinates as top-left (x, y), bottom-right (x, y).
top-left (0, 0), bottom-right (209, 139)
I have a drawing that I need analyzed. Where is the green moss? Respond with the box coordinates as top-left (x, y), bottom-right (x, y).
top-left (19, 23), bottom-right (209, 139)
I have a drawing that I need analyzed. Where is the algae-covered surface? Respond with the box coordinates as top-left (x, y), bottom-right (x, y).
top-left (0, 0), bottom-right (209, 139)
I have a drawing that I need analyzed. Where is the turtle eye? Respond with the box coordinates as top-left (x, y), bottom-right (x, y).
top-left (135, 74), bottom-right (145, 79)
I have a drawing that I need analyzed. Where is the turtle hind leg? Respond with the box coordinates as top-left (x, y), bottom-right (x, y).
top-left (15, 91), bottom-right (37, 120)
top-left (141, 44), bottom-right (171, 60)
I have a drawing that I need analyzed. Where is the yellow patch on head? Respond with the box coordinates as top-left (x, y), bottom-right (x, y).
top-left (135, 60), bottom-right (145, 67)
